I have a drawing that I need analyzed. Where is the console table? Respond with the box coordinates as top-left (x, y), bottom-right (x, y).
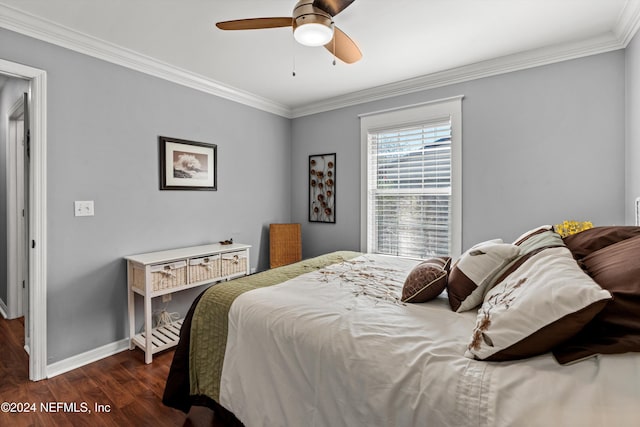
top-left (125, 243), bottom-right (251, 363)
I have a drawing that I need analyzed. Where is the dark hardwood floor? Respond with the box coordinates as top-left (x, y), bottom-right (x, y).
top-left (0, 316), bottom-right (222, 427)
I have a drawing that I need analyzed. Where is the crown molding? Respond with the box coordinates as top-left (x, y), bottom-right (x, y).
top-left (289, 32), bottom-right (625, 118)
top-left (616, 0), bottom-right (640, 46)
top-left (291, 1), bottom-right (640, 117)
top-left (0, 3), bottom-right (292, 118)
top-left (1, 2), bottom-right (639, 119)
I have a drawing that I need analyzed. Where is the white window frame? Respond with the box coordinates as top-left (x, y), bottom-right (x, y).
top-left (359, 96), bottom-right (463, 258)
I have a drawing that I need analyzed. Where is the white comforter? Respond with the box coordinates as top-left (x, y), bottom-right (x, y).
top-left (219, 254), bottom-right (640, 427)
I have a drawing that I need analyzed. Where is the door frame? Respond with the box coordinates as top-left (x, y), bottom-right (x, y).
top-left (1, 58), bottom-right (47, 381)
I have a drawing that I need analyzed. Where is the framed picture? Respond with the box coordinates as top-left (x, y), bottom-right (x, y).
top-left (309, 153), bottom-right (336, 223)
top-left (159, 136), bottom-right (217, 191)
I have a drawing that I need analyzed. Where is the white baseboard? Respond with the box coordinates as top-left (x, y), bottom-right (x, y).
top-left (0, 299), bottom-right (8, 319)
top-left (46, 338), bottom-right (130, 378)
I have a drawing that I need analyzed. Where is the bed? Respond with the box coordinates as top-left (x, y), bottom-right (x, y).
top-left (163, 226), bottom-right (640, 427)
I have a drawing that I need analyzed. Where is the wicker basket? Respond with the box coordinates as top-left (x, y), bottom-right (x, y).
top-left (269, 223), bottom-right (302, 268)
top-left (133, 260), bottom-right (187, 292)
top-left (221, 250), bottom-right (248, 277)
top-left (188, 255), bottom-right (221, 284)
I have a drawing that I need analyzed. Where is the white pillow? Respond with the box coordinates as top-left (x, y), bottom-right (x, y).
top-left (447, 239), bottom-right (520, 312)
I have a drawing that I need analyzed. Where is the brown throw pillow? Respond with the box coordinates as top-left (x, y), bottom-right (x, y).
top-left (553, 235), bottom-right (640, 364)
top-left (562, 226), bottom-right (640, 260)
top-left (401, 257), bottom-right (451, 303)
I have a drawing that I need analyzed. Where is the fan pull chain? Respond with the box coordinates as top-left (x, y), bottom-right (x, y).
top-left (332, 26), bottom-right (336, 66)
top-left (292, 36), bottom-right (297, 77)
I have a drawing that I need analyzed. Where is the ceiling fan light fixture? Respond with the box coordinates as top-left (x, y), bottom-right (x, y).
top-left (292, 1), bottom-right (335, 47)
top-left (294, 22), bottom-right (334, 46)
top-left (215, 0), bottom-right (362, 63)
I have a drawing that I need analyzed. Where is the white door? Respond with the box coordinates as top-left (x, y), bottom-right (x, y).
top-left (7, 95), bottom-right (25, 321)
top-left (22, 92), bottom-right (30, 353)
top-left (6, 93), bottom-right (29, 351)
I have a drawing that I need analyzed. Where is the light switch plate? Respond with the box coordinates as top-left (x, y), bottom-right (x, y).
top-left (74, 200), bottom-right (94, 217)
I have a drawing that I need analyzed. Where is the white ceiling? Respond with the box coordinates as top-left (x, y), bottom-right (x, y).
top-left (1, 0), bottom-right (639, 117)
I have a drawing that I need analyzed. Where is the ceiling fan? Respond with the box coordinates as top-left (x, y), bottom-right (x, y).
top-left (215, 0), bottom-right (362, 64)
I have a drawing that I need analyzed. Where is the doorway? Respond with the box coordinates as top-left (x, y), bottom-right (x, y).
top-left (0, 58), bottom-right (47, 381)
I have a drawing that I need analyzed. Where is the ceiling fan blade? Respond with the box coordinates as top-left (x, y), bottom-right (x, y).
top-left (324, 27), bottom-right (362, 64)
top-left (313, 0), bottom-right (356, 17)
top-left (216, 17), bottom-right (292, 30)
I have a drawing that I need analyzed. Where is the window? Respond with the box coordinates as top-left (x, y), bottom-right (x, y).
top-left (360, 97), bottom-right (462, 258)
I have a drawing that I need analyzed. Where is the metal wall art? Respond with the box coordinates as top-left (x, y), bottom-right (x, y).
top-left (309, 153), bottom-right (336, 223)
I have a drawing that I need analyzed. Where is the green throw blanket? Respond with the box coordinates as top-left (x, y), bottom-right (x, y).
top-left (189, 250), bottom-right (362, 402)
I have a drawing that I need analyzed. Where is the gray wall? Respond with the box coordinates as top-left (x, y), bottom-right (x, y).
top-left (0, 25), bottom-right (631, 366)
top-left (627, 31), bottom-right (640, 224)
top-left (0, 28), bottom-right (292, 363)
top-left (292, 51), bottom-right (627, 257)
top-left (0, 76), bottom-right (29, 307)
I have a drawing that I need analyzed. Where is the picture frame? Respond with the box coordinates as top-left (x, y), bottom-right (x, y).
top-left (159, 136), bottom-right (217, 191)
top-left (309, 153), bottom-right (336, 223)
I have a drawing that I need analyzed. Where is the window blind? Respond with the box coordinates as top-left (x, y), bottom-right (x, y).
top-left (367, 118), bottom-right (452, 258)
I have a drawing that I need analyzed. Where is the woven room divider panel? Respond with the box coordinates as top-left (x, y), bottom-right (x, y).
top-left (269, 223), bottom-right (302, 268)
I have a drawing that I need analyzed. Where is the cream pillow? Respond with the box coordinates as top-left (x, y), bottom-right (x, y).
top-left (465, 246), bottom-right (611, 361)
top-left (512, 224), bottom-right (553, 245)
